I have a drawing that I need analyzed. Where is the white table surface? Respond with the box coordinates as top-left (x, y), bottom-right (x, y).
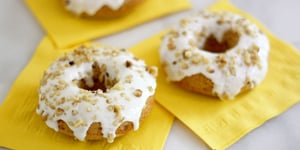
top-left (1, 0), bottom-right (300, 149)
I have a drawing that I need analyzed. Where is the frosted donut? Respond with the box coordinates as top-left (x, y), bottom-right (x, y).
top-left (37, 45), bottom-right (157, 143)
top-left (159, 11), bottom-right (270, 99)
top-left (62, 0), bottom-right (145, 18)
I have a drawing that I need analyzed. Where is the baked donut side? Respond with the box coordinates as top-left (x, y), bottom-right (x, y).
top-left (37, 45), bottom-right (157, 143)
top-left (57, 96), bottom-right (154, 140)
top-left (174, 73), bottom-right (252, 97)
top-left (159, 11), bottom-right (270, 99)
top-left (62, 0), bottom-right (145, 18)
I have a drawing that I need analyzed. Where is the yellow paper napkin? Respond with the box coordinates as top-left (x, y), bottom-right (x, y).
top-left (153, 0), bottom-right (300, 149)
top-left (24, 0), bottom-right (191, 48)
top-left (0, 36), bottom-right (174, 150)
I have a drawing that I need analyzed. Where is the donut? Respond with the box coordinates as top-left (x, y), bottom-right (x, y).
top-left (159, 11), bottom-right (270, 99)
top-left (62, 0), bottom-right (145, 18)
top-left (37, 45), bottom-right (158, 143)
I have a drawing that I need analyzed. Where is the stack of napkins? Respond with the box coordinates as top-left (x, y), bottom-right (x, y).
top-left (0, 0), bottom-right (192, 149)
top-left (155, 0), bottom-right (300, 149)
top-left (25, 0), bottom-right (191, 48)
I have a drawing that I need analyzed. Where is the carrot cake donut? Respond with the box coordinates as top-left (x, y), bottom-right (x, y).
top-left (37, 45), bottom-right (157, 142)
top-left (62, 0), bottom-right (145, 18)
top-left (159, 11), bottom-right (270, 99)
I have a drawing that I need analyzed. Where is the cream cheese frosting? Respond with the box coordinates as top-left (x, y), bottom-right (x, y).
top-left (65, 0), bottom-right (125, 15)
top-left (37, 45), bottom-right (157, 142)
top-left (159, 11), bottom-right (270, 99)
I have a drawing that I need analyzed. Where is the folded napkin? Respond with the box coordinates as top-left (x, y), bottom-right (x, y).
top-left (0, 37), bottom-right (174, 150)
top-left (24, 0), bottom-right (191, 48)
top-left (153, 0), bottom-right (300, 149)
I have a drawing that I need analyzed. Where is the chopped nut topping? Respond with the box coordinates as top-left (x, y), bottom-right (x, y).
top-left (183, 50), bottom-right (192, 59)
top-left (245, 76), bottom-right (256, 88)
top-left (188, 40), bottom-right (196, 47)
top-left (55, 108), bottom-right (64, 116)
top-left (49, 92), bottom-right (55, 98)
top-left (72, 98), bottom-right (81, 106)
top-left (167, 42), bottom-right (176, 50)
top-left (40, 94), bottom-right (46, 101)
top-left (74, 119), bottom-right (86, 128)
top-left (196, 31), bottom-right (207, 39)
top-left (206, 67), bottom-right (215, 74)
top-left (69, 61), bottom-right (74, 66)
top-left (113, 105), bottom-right (122, 114)
top-left (215, 55), bottom-right (227, 69)
top-left (107, 105), bottom-right (114, 112)
top-left (133, 56), bottom-right (139, 61)
top-left (46, 101), bottom-right (56, 110)
top-left (133, 89), bottom-right (143, 97)
top-left (45, 88), bottom-right (50, 93)
top-left (125, 75), bottom-right (133, 83)
top-left (86, 107), bottom-right (92, 112)
top-left (148, 86), bottom-right (153, 92)
top-left (244, 26), bottom-right (256, 37)
top-left (90, 99), bottom-right (97, 105)
top-left (146, 66), bottom-right (158, 77)
top-left (106, 98), bottom-right (112, 104)
top-left (71, 110), bottom-right (78, 116)
top-left (245, 27), bottom-right (251, 35)
top-left (202, 57), bottom-right (210, 64)
top-left (180, 19), bottom-right (188, 27)
top-left (125, 60), bottom-right (132, 68)
top-left (169, 30), bottom-right (179, 38)
top-left (191, 55), bottom-right (201, 64)
top-left (252, 44), bottom-right (260, 52)
top-left (229, 65), bottom-right (236, 76)
top-left (68, 121), bottom-right (75, 127)
top-left (111, 51), bottom-right (118, 56)
top-left (180, 62), bottom-right (189, 69)
top-left (225, 70), bottom-right (231, 76)
top-left (56, 97), bottom-right (66, 105)
top-left (243, 44), bottom-right (260, 66)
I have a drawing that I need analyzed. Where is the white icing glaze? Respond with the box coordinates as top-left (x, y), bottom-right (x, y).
top-left (65, 0), bottom-right (125, 15)
top-left (37, 45), bottom-right (157, 142)
top-left (159, 11), bottom-right (270, 99)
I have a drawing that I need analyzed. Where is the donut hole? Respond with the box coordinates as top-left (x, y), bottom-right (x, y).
top-left (76, 62), bottom-right (118, 92)
top-left (202, 29), bottom-right (240, 53)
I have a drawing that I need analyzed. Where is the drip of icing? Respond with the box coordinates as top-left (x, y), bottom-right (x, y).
top-left (66, 0), bottom-right (125, 15)
top-left (159, 11), bottom-right (269, 99)
top-left (37, 46), bottom-right (157, 142)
